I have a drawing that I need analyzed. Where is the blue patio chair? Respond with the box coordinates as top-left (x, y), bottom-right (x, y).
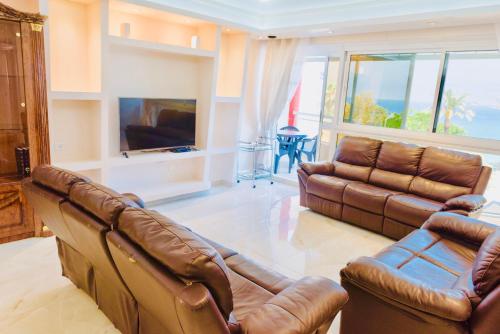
top-left (296, 135), bottom-right (318, 163)
top-left (274, 136), bottom-right (297, 174)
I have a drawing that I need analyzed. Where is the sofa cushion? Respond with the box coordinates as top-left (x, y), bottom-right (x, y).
top-left (69, 182), bottom-right (139, 226)
top-left (410, 176), bottom-right (471, 202)
top-left (376, 141), bottom-right (424, 175)
top-left (118, 207), bottom-right (234, 318)
top-left (229, 269), bottom-right (274, 320)
top-left (343, 183), bottom-right (400, 215)
top-left (418, 147), bottom-right (483, 188)
top-left (374, 229), bottom-right (475, 289)
top-left (385, 194), bottom-right (445, 228)
top-left (307, 174), bottom-right (356, 203)
top-left (472, 229), bottom-right (500, 297)
top-left (333, 161), bottom-right (372, 183)
top-left (334, 136), bottom-right (382, 167)
top-left (32, 165), bottom-right (90, 195)
top-left (369, 168), bottom-right (414, 193)
top-left (225, 254), bottom-right (294, 295)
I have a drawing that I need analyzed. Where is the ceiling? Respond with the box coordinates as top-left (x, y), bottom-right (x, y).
top-left (144, 0), bottom-right (500, 36)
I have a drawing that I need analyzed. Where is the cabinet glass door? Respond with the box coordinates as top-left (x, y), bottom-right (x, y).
top-left (0, 19), bottom-right (27, 177)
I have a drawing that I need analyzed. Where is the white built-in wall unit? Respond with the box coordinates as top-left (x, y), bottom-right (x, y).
top-left (41, 0), bottom-right (249, 203)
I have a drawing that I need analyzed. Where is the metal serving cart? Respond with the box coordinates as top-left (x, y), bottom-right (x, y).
top-left (237, 137), bottom-right (274, 188)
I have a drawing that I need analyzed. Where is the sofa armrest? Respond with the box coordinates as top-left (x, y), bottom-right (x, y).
top-left (298, 162), bottom-right (334, 176)
top-left (241, 277), bottom-right (348, 334)
top-left (341, 257), bottom-right (472, 322)
top-left (422, 212), bottom-right (496, 246)
top-left (444, 194), bottom-right (487, 212)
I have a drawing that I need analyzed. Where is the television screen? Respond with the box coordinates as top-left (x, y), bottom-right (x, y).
top-left (119, 98), bottom-right (196, 152)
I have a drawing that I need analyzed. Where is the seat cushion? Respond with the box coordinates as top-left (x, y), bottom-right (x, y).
top-left (229, 269), bottom-right (274, 320)
top-left (225, 254), bottom-right (294, 295)
top-left (343, 183), bottom-right (400, 214)
top-left (385, 194), bottom-right (445, 228)
top-left (306, 174), bottom-right (356, 203)
top-left (374, 229), bottom-right (476, 289)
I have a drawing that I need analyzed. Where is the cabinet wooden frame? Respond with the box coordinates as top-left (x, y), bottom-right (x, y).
top-left (0, 2), bottom-right (50, 243)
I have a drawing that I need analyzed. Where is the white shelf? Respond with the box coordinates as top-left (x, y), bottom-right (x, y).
top-left (215, 96), bottom-right (241, 104)
top-left (50, 91), bottom-right (103, 101)
top-left (108, 36), bottom-right (217, 58)
top-left (107, 150), bottom-right (207, 167)
top-left (53, 160), bottom-right (103, 171)
top-left (138, 180), bottom-right (211, 203)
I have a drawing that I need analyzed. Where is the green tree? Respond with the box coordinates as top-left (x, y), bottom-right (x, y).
top-left (406, 109), bottom-right (466, 135)
top-left (441, 90), bottom-right (474, 134)
top-left (344, 93), bottom-right (389, 127)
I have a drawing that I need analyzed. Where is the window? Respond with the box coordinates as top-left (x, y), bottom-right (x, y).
top-left (344, 53), bottom-right (441, 131)
top-left (435, 51), bottom-right (500, 140)
top-left (342, 50), bottom-right (500, 141)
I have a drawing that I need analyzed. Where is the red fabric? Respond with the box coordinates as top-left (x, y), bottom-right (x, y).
top-left (288, 82), bottom-right (302, 126)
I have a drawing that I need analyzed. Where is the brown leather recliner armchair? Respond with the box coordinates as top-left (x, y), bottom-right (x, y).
top-left (340, 212), bottom-right (500, 334)
top-left (298, 136), bottom-right (492, 239)
top-left (23, 165), bottom-right (348, 334)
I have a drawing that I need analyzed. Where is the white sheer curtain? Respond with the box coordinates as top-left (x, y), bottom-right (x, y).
top-left (258, 38), bottom-right (306, 138)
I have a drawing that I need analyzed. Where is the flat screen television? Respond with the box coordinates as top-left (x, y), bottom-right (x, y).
top-left (119, 98), bottom-right (196, 152)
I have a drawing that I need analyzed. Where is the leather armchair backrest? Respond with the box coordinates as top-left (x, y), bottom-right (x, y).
top-left (106, 231), bottom-right (229, 334)
top-left (472, 229), bottom-right (500, 298)
top-left (25, 166), bottom-right (91, 248)
top-left (69, 182), bottom-right (139, 226)
top-left (22, 180), bottom-right (78, 249)
top-left (117, 207), bottom-right (234, 320)
top-left (31, 165), bottom-right (90, 196)
top-left (409, 147), bottom-right (483, 202)
top-left (369, 142), bottom-right (424, 192)
top-left (333, 136), bottom-right (382, 182)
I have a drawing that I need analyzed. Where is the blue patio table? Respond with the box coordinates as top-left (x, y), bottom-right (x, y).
top-left (274, 130), bottom-right (308, 173)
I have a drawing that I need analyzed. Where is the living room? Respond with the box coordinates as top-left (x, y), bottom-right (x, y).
top-left (0, 1), bottom-right (499, 333)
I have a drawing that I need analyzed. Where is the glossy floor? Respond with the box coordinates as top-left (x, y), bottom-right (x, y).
top-left (0, 181), bottom-right (498, 334)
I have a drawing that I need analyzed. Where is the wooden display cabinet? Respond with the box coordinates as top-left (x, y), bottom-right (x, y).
top-left (0, 2), bottom-right (50, 243)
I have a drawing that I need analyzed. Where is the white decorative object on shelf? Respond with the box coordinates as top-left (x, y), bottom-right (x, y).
top-left (191, 35), bottom-right (199, 48)
top-left (120, 23), bottom-right (131, 38)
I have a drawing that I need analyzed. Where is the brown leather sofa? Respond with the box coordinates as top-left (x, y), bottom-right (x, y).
top-left (340, 212), bottom-right (500, 334)
top-left (23, 165), bottom-right (348, 334)
top-left (298, 136), bottom-right (492, 239)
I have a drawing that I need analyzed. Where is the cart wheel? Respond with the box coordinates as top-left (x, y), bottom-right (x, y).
top-left (252, 185), bottom-right (256, 189)
top-left (270, 181), bottom-right (274, 185)
top-left (237, 180), bottom-right (240, 183)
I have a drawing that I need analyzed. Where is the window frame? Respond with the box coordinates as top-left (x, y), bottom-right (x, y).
top-left (330, 49), bottom-right (500, 158)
